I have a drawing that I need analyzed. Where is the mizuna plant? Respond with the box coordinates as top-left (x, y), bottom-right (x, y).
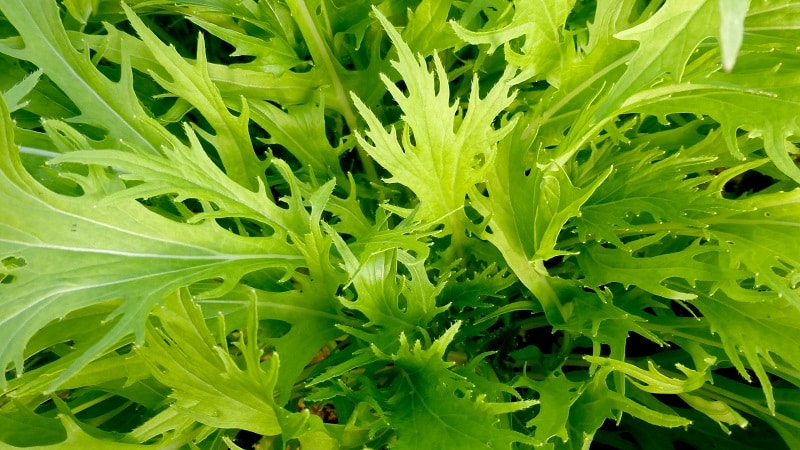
top-left (1, 0), bottom-right (799, 448)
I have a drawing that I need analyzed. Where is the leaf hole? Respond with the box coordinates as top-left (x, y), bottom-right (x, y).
top-left (397, 293), bottom-right (408, 312)
top-left (1, 256), bottom-right (27, 269)
top-left (471, 152), bottom-right (486, 169)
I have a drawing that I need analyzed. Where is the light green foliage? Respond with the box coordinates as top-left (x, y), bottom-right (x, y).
top-left (122, 4), bottom-right (264, 190)
top-left (469, 119), bottom-right (611, 320)
top-left (355, 10), bottom-right (518, 233)
top-left (452, 0), bottom-right (576, 83)
top-left (514, 370), bottom-right (583, 446)
top-left (140, 290), bottom-right (338, 446)
top-left (0, 0), bottom-right (174, 153)
top-left (0, 96), bottom-right (302, 392)
top-left (718, 0), bottom-right (750, 71)
top-left (2, 1), bottom-right (800, 449)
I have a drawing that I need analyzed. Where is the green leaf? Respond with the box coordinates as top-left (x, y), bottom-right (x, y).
top-left (62, 0), bottom-right (92, 24)
top-left (2, 1), bottom-right (799, 448)
top-left (122, 4), bottom-right (264, 190)
top-left (565, 366), bottom-right (691, 449)
top-left (355, 8), bottom-right (518, 233)
top-left (249, 97), bottom-right (346, 179)
top-left (618, 406), bottom-right (782, 450)
top-left (718, 0), bottom-right (749, 71)
top-left (702, 375), bottom-right (800, 448)
top-left (75, 23), bottom-right (319, 106)
top-left (140, 288), bottom-right (336, 447)
top-left (189, 15), bottom-right (303, 75)
top-left (689, 287), bottom-right (800, 413)
top-left (1, 414), bottom-right (165, 449)
top-left (251, 183), bottom-right (350, 400)
top-left (600, 1), bottom-right (720, 115)
top-left (51, 126), bottom-right (308, 237)
top-left (617, 5), bottom-right (800, 182)
top-left (452, 0), bottom-right (575, 83)
top-left (401, 0), bottom-right (462, 56)
top-left (283, 0), bottom-right (370, 127)
top-left (0, 95), bottom-right (301, 391)
top-left (54, 133), bottom-right (348, 401)
top-left (515, 370), bottom-right (584, 446)
top-left (5, 350), bottom-right (153, 404)
top-left (571, 132), bottom-right (730, 250)
top-left (332, 231), bottom-right (446, 337)
top-left (575, 241), bottom-right (740, 301)
top-left (469, 118), bottom-right (610, 320)
top-left (373, 323), bottom-right (539, 449)
top-left (0, 0), bottom-right (173, 154)
top-left (558, 287), bottom-right (663, 361)
top-left (0, 402), bottom-right (66, 447)
top-left (706, 190), bottom-right (800, 308)
top-left (141, 289), bottom-right (283, 436)
top-left (1, 69), bottom-right (41, 113)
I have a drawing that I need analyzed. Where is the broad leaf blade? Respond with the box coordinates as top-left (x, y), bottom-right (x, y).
top-left (0, 96), bottom-right (301, 391)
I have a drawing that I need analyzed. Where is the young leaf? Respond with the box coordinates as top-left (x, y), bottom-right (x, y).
top-left (354, 8), bottom-right (518, 234)
top-left (584, 356), bottom-right (708, 395)
top-left (248, 98), bottom-right (346, 179)
top-left (678, 392), bottom-right (748, 432)
top-left (142, 289), bottom-right (284, 436)
top-left (452, 0), bottom-right (575, 83)
top-left (332, 238), bottom-right (446, 339)
top-left (139, 289), bottom-right (336, 446)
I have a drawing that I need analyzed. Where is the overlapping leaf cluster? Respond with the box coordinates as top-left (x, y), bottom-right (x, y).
top-left (1, 0), bottom-right (800, 448)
